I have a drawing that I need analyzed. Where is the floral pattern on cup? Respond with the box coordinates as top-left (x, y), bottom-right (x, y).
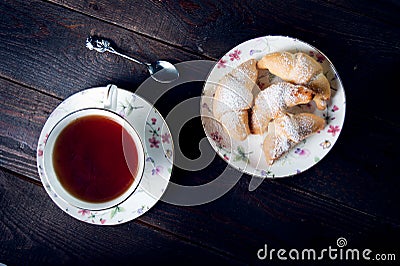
top-left (37, 87), bottom-right (173, 225)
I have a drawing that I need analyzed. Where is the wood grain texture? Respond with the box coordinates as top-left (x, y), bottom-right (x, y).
top-left (280, 109), bottom-right (400, 223)
top-left (322, 0), bottom-right (400, 26)
top-left (1, 0), bottom-right (399, 229)
top-left (49, 0), bottom-right (400, 57)
top-left (44, 0), bottom-right (400, 129)
top-left (1, 0), bottom-right (399, 121)
top-left (4, 0), bottom-right (400, 121)
top-left (1, 79), bottom-right (400, 264)
top-left (1, 0), bottom-right (400, 263)
top-left (0, 168), bottom-right (243, 265)
top-left (141, 176), bottom-right (400, 263)
top-left (0, 0), bottom-right (201, 99)
top-left (1, 66), bottom-right (400, 227)
top-left (0, 78), bottom-right (60, 178)
top-left (150, 82), bottom-right (400, 225)
top-left (1, 164), bottom-right (399, 265)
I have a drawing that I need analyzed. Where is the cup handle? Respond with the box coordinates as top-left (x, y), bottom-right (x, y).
top-left (104, 84), bottom-right (118, 111)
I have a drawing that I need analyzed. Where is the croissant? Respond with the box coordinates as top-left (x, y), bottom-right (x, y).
top-left (257, 52), bottom-right (330, 110)
top-left (251, 82), bottom-right (315, 135)
top-left (213, 59), bottom-right (258, 140)
top-left (263, 113), bottom-right (325, 165)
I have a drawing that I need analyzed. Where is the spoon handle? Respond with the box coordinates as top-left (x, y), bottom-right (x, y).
top-left (85, 36), bottom-right (146, 66)
top-left (107, 48), bottom-right (146, 66)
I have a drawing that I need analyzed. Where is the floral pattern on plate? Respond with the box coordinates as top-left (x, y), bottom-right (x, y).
top-left (201, 36), bottom-right (346, 178)
top-left (37, 87), bottom-right (173, 225)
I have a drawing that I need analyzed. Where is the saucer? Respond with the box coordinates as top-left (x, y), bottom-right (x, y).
top-left (37, 86), bottom-right (174, 225)
top-left (201, 36), bottom-right (346, 178)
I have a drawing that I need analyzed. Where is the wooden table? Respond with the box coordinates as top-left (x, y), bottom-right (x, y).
top-left (1, 0), bottom-right (399, 264)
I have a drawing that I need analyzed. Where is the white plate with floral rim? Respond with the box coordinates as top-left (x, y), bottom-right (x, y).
top-left (37, 86), bottom-right (173, 225)
top-left (201, 36), bottom-right (346, 178)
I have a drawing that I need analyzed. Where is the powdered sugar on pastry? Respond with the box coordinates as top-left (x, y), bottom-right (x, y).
top-left (257, 52), bottom-right (330, 110)
top-left (213, 80), bottom-right (253, 118)
top-left (220, 110), bottom-right (250, 141)
top-left (263, 113), bottom-right (326, 165)
top-left (212, 59), bottom-right (258, 140)
top-left (251, 82), bottom-right (314, 134)
top-left (293, 53), bottom-right (316, 83)
top-left (210, 53), bottom-right (328, 164)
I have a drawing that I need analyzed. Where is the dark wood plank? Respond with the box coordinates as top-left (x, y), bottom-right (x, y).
top-left (0, 0), bottom-right (201, 99)
top-left (321, 0), bottom-right (400, 26)
top-left (141, 177), bottom-right (400, 263)
top-left (48, 0), bottom-right (399, 58)
top-left (2, 162), bottom-right (399, 265)
top-left (2, 65), bottom-right (400, 226)
top-left (1, 0), bottom-right (400, 261)
top-left (1, 0), bottom-right (398, 121)
top-left (0, 79), bottom-right (60, 178)
top-left (279, 110), bottom-right (400, 223)
top-left (138, 80), bottom-right (400, 226)
top-left (0, 78), bottom-right (399, 261)
top-left (0, 167), bottom-right (243, 265)
top-left (1, 79), bottom-right (400, 263)
top-left (1, 0), bottom-right (398, 122)
top-left (24, 0), bottom-right (400, 130)
top-left (44, 0), bottom-right (400, 120)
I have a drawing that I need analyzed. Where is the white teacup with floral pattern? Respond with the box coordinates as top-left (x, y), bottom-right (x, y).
top-left (42, 85), bottom-right (145, 210)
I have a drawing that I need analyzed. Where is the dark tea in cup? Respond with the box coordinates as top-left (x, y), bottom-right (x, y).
top-left (53, 115), bottom-right (139, 203)
top-left (44, 109), bottom-right (144, 210)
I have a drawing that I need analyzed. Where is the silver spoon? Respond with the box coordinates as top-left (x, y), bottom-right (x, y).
top-left (86, 36), bottom-right (179, 83)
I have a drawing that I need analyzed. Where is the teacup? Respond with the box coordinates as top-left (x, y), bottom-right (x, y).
top-left (43, 85), bottom-right (144, 210)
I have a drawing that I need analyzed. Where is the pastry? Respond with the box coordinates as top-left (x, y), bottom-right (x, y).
top-left (251, 82), bottom-right (315, 134)
top-left (257, 52), bottom-right (330, 110)
top-left (213, 59), bottom-right (258, 140)
top-left (211, 51), bottom-right (329, 165)
top-left (262, 113), bottom-right (326, 165)
top-left (219, 110), bottom-right (250, 141)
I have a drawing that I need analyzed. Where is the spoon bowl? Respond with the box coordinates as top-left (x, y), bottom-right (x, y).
top-left (148, 61), bottom-right (180, 83)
